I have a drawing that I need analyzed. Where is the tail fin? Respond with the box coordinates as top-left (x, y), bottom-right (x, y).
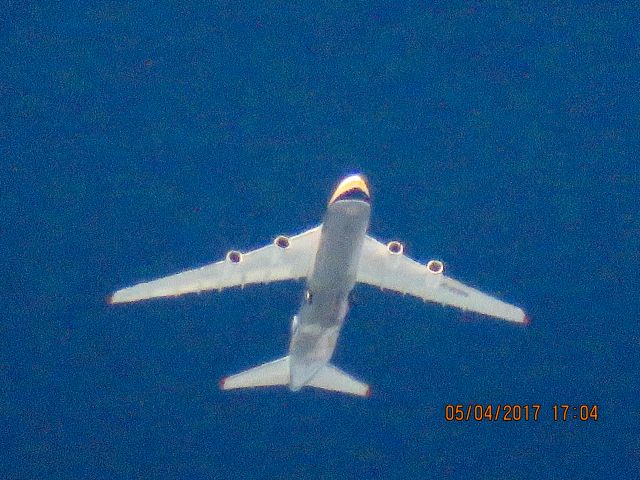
top-left (219, 357), bottom-right (370, 397)
top-left (220, 356), bottom-right (290, 391)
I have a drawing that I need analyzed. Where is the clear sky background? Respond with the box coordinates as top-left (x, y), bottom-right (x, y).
top-left (2, 1), bottom-right (638, 478)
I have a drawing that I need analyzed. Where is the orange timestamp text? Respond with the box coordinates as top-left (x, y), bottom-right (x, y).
top-left (444, 404), bottom-right (599, 422)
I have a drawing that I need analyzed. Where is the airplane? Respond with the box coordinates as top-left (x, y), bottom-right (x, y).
top-left (109, 174), bottom-right (528, 397)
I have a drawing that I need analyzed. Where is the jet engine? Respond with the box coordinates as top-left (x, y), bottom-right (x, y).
top-left (226, 250), bottom-right (243, 264)
top-left (387, 241), bottom-right (404, 255)
top-left (426, 259), bottom-right (444, 274)
top-left (274, 235), bottom-right (290, 249)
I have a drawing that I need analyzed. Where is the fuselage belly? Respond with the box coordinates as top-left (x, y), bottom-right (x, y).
top-left (288, 199), bottom-right (371, 390)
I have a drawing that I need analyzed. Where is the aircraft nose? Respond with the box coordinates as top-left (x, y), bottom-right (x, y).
top-left (329, 174), bottom-right (370, 205)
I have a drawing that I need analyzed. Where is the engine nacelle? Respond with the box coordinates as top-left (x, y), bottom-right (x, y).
top-left (426, 259), bottom-right (444, 274)
top-left (274, 235), bottom-right (291, 249)
top-left (387, 241), bottom-right (404, 255)
top-left (226, 250), bottom-right (243, 264)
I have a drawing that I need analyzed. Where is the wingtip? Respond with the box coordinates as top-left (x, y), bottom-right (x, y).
top-left (364, 386), bottom-right (372, 398)
top-left (106, 294), bottom-right (114, 305)
top-left (219, 377), bottom-right (227, 390)
top-left (523, 313), bottom-right (531, 326)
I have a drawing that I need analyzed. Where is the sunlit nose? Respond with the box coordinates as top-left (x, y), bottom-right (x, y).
top-left (328, 174), bottom-right (370, 205)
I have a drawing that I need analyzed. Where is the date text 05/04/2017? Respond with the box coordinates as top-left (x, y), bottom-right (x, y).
top-left (444, 404), bottom-right (599, 422)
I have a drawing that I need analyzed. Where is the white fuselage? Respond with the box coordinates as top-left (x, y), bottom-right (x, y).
top-left (288, 199), bottom-right (371, 390)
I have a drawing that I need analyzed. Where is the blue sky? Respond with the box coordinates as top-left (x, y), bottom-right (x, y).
top-left (2, 2), bottom-right (638, 478)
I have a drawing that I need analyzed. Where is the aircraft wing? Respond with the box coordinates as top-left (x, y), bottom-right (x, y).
top-left (109, 226), bottom-right (321, 304)
top-left (356, 235), bottom-right (527, 324)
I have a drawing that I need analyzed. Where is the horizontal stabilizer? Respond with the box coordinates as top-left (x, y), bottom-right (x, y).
top-left (220, 356), bottom-right (290, 391)
top-left (308, 364), bottom-right (370, 397)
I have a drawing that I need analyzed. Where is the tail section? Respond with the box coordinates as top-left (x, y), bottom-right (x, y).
top-left (220, 356), bottom-right (290, 390)
top-left (220, 356), bottom-right (370, 397)
top-left (308, 364), bottom-right (371, 397)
